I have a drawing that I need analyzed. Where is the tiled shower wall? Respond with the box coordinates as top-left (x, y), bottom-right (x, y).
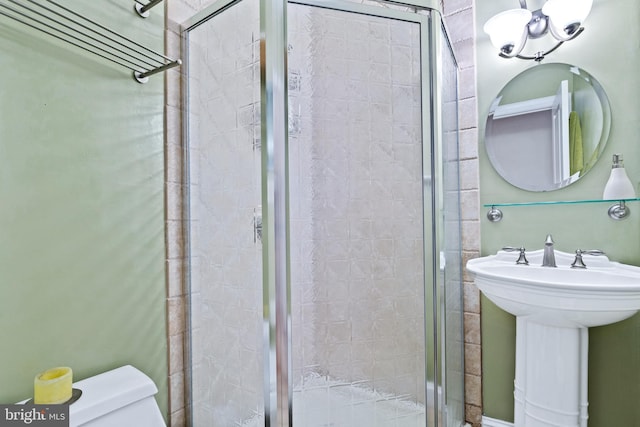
top-left (440, 1), bottom-right (482, 426)
top-left (164, 0), bottom-right (480, 426)
top-left (164, 2), bottom-right (190, 425)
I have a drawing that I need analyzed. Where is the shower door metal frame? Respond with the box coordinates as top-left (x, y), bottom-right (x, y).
top-left (181, 0), bottom-right (457, 425)
top-left (261, 0), bottom-right (291, 425)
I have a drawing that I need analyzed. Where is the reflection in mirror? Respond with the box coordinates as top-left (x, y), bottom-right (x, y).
top-left (485, 63), bottom-right (611, 192)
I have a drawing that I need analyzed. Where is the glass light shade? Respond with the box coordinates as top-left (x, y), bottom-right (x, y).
top-left (483, 9), bottom-right (532, 57)
top-left (542, 0), bottom-right (593, 40)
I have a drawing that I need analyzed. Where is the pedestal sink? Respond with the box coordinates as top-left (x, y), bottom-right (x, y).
top-left (467, 249), bottom-right (640, 427)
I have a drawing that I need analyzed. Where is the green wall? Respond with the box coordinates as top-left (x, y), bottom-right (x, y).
top-left (476, 0), bottom-right (640, 424)
top-left (0, 1), bottom-right (167, 418)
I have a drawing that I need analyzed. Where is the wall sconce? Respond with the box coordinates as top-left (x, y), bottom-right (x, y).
top-left (483, 0), bottom-right (593, 62)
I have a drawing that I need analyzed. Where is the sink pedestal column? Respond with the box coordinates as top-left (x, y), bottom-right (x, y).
top-left (514, 318), bottom-right (589, 427)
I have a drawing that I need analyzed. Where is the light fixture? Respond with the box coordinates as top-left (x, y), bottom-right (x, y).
top-left (484, 0), bottom-right (593, 62)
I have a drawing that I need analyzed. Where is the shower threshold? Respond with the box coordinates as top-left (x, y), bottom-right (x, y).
top-left (239, 373), bottom-right (427, 427)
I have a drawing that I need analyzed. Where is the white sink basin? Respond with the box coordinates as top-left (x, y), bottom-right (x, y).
top-left (467, 249), bottom-right (640, 327)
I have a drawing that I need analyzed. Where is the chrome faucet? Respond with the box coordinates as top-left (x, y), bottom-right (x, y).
top-left (542, 234), bottom-right (557, 267)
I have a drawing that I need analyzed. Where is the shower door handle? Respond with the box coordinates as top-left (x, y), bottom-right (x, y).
top-left (254, 206), bottom-right (262, 243)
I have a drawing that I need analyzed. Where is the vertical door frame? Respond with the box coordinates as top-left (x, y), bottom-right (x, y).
top-left (261, 0), bottom-right (291, 424)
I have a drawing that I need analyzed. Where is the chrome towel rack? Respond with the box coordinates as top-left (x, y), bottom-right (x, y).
top-left (0, 0), bottom-right (181, 83)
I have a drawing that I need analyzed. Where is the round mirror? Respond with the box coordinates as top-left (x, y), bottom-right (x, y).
top-left (485, 63), bottom-right (611, 192)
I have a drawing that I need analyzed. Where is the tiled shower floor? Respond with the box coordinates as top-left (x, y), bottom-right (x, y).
top-left (240, 373), bottom-right (426, 427)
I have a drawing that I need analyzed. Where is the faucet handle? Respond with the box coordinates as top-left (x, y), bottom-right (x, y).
top-left (580, 249), bottom-right (605, 256)
top-left (571, 249), bottom-right (606, 269)
top-left (502, 246), bottom-right (529, 265)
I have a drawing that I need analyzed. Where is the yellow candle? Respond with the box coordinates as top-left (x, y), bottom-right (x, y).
top-left (34, 367), bottom-right (73, 404)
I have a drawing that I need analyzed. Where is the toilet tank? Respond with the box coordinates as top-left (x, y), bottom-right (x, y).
top-left (70, 365), bottom-right (166, 427)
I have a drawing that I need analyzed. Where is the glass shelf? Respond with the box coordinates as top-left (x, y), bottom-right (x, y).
top-left (483, 198), bottom-right (640, 208)
top-left (484, 198), bottom-right (640, 222)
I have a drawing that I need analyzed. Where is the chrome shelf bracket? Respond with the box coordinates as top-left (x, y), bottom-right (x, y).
top-left (134, 0), bottom-right (164, 18)
top-left (608, 201), bottom-right (630, 220)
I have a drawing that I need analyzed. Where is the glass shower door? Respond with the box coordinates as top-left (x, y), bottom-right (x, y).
top-left (439, 24), bottom-right (465, 427)
top-left (287, 3), bottom-right (436, 426)
top-left (184, 1), bottom-right (265, 425)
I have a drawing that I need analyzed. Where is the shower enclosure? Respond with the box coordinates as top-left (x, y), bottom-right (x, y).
top-left (182, 0), bottom-right (463, 425)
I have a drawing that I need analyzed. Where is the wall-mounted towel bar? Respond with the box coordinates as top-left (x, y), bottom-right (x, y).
top-left (0, 0), bottom-right (181, 83)
top-left (134, 0), bottom-right (164, 18)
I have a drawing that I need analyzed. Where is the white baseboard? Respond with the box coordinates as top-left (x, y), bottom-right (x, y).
top-left (482, 416), bottom-right (514, 427)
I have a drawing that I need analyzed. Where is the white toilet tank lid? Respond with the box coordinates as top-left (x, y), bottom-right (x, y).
top-left (71, 365), bottom-right (159, 425)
